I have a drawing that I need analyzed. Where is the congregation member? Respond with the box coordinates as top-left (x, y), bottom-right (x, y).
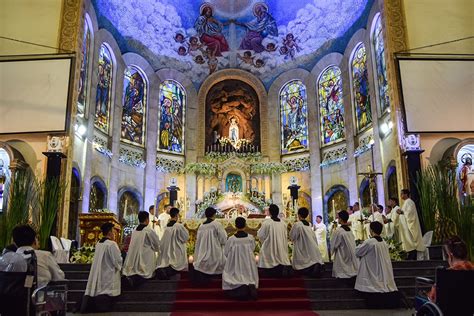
top-left (355, 221), bottom-right (399, 309)
top-left (314, 215), bottom-right (329, 262)
top-left (290, 208), bottom-right (324, 277)
top-left (222, 217), bottom-right (258, 300)
top-left (257, 204), bottom-right (292, 277)
top-left (0, 243), bottom-right (26, 272)
top-left (158, 204), bottom-right (172, 239)
top-left (157, 208), bottom-right (189, 279)
top-left (349, 202), bottom-right (365, 241)
top-left (81, 223), bottom-right (122, 313)
top-left (14, 225), bottom-right (65, 287)
top-left (330, 210), bottom-right (358, 279)
top-left (192, 207), bottom-right (227, 284)
top-left (398, 189), bottom-right (425, 260)
top-left (123, 211), bottom-right (160, 287)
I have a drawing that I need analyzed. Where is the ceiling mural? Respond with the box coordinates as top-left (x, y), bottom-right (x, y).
top-left (92, 0), bottom-right (372, 87)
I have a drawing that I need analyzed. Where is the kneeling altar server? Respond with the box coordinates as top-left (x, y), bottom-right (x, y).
top-left (330, 210), bottom-right (359, 278)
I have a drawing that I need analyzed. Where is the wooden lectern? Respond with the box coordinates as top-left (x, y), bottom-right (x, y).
top-left (79, 212), bottom-right (122, 246)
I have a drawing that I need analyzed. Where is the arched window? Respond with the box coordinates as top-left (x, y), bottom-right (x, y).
top-left (280, 80), bottom-right (309, 154)
top-left (94, 44), bottom-right (113, 134)
top-left (158, 80), bottom-right (185, 154)
top-left (78, 16), bottom-right (91, 118)
top-left (318, 66), bottom-right (345, 146)
top-left (89, 180), bottom-right (107, 211)
top-left (121, 66), bottom-right (147, 146)
top-left (372, 14), bottom-right (390, 114)
top-left (351, 43), bottom-right (372, 132)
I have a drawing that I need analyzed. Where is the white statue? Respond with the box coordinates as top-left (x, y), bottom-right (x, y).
top-left (229, 117), bottom-right (239, 143)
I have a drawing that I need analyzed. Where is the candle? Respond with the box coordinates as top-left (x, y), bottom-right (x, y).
top-left (332, 200), bottom-right (336, 222)
top-left (124, 199), bottom-right (128, 216)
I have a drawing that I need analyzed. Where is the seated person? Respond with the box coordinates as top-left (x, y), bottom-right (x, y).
top-left (193, 207), bottom-right (227, 284)
top-left (157, 208), bottom-right (189, 279)
top-left (14, 225), bottom-right (65, 287)
top-left (290, 207), bottom-right (324, 277)
top-left (355, 221), bottom-right (399, 309)
top-left (81, 223), bottom-right (122, 313)
top-left (427, 236), bottom-right (474, 302)
top-left (257, 204), bottom-right (291, 277)
top-left (330, 210), bottom-right (358, 279)
top-left (0, 244), bottom-right (27, 272)
top-left (222, 217), bottom-right (258, 300)
top-left (123, 211), bottom-right (160, 286)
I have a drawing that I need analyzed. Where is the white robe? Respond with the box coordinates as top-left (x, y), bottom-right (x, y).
top-left (148, 213), bottom-right (162, 238)
top-left (349, 211), bottom-right (366, 241)
top-left (85, 239), bottom-right (122, 297)
top-left (400, 198), bottom-right (425, 252)
top-left (16, 246), bottom-right (65, 287)
top-left (355, 237), bottom-right (398, 293)
top-left (330, 226), bottom-right (359, 278)
top-left (364, 211), bottom-right (385, 237)
top-left (158, 212), bottom-right (171, 238)
top-left (222, 234), bottom-right (259, 290)
top-left (290, 221), bottom-right (323, 270)
top-left (314, 222), bottom-right (329, 262)
top-left (193, 220), bottom-right (227, 274)
top-left (384, 211), bottom-right (395, 239)
top-left (257, 219), bottom-right (291, 268)
top-left (123, 226), bottom-right (160, 279)
top-left (158, 222), bottom-right (189, 271)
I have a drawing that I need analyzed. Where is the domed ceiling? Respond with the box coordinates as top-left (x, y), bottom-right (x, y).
top-left (92, 0), bottom-right (373, 87)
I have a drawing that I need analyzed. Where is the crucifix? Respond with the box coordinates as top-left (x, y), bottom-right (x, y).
top-left (358, 164), bottom-right (383, 222)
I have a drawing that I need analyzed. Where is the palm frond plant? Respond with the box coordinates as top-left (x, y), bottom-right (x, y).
top-left (0, 169), bottom-right (37, 250)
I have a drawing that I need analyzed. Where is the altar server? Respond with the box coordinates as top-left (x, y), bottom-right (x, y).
top-left (157, 208), bottom-right (189, 279)
top-left (355, 221), bottom-right (399, 309)
top-left (158, 204), bottom-right (172, 239)
top-left (330, 210), bottom-right (358, 278)
top-left (257, 204), bottom-right (291, 277)
top-left (290, 208), bottom-right (324, 277)
top-left (222, 217), bottom-right (258, 300)
top-left (123, 211), bottom-right (160, 285)
top-left (81, 223), bottom-right (122, 313)
top-left (384, 205), bottom-right (395, 239)
top-left (193, 207), bottom-right (227, 283)
top-left (314, 215), bottom-right (329, 262)
top-left (398, 189), bottom-right (425, 260)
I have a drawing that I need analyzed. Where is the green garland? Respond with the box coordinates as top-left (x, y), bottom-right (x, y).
top-left (205, 151), bottom-right (262, 163)
top-left (251, 162), bottom-right (288, 175)
top-left (184, 163), bottom-right (217, 176)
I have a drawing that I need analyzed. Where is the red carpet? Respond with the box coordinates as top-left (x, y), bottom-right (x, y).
top-left (171, 272), bottom-right (318, 315)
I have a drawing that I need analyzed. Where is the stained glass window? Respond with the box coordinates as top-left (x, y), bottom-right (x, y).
top-left (158, 80), bottom-right (185, 154)
top-left (318, 66), bottom-right (345, 145)
top-left (372, 14), bottom-right (390, 113)
top-left (77, 18), bottom-right (90, 118)
top-left (121, 66), bottom-right (147, 146)
top-left (351, 43), bottom-right (372, 132)
top-left (94, 44), bottom-right (113, 133)
top-left (280, 80), bottom-right (309, 154)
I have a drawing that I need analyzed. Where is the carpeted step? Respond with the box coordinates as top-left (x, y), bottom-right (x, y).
top-left (310, 298), bottom-right (366, 310)
top-left (173, 298), bottom-right (312, 311)
top-left (176, 286), bottom-right (307, 300)
top-left (114, 301), bottom-right (174, 312)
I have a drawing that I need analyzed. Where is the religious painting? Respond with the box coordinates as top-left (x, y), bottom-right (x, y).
top-left (372, 15), bottom-right (390, 114)
top-left (225, 173), bottom-right (243, 193)
top-left (351, 43), bottom-right (372, 132)
top-left (89, 181), bottom-right (106, 211)
top-left (121, 66), bottom-right (146, 146)
top-left (158, 80), bottom-right (185, 154)
top-left (77, 19), bottom-right (90, 118)
top-left (280, 80), bottom-right (309, 154)
top-left (327, 190), bottom-right (348, 222)
top-left (94, 44), bottom-right (113, 134)
top-left (205, 80), bottom-right (260, 152)
top-left (92, 0), bottom-right (370, 85)
top-left (318, 66), bottom-right (345, 146)
top-left (118, 191), bottom-right (140, 221)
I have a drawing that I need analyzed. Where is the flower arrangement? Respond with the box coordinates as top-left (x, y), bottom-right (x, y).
top-left (205, 151), bottom-right (262, 163)
top-left (70, 244), bottom-right (95, 264)
top-left (384, 237), bottom-right (405, 261)
top-left (184, 163), bottom-right (217, 176)
top-left (251, 162), bottom-right (288, 175)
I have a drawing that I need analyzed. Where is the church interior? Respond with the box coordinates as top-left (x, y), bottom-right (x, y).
top-left (0, 0), bottom-right (473, 315)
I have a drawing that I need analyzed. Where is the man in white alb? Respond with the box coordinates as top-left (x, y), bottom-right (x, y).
top-left (398, 189), bottom-right (425, 260)
top-left (193, 207), bottom-right (227, 284)
top-left (349, 202), bottom-right (365, 241)
top-left (147, 205), bottom-right (161, 237)
top-left (314, 215), bottom-right (329, 262)
top-left (330, 210), bottom-right (359, 279)
top-left (157, 204), bottom-right (172, 239)
top-left (257, 204), bottom-right (291, 277)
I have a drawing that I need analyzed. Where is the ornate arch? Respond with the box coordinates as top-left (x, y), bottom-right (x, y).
top-left (197, 69), bottom-right (268, 159)
top-left (323, 184), bottom-right (350, 224)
